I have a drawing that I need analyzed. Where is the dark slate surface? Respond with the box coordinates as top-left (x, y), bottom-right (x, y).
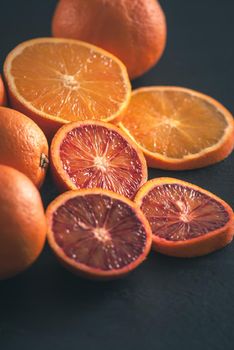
top-left (0, 1), bottom-right (234, 349)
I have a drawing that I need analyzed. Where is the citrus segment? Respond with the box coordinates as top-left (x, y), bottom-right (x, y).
top-left (120, 87), bottom-right (234, 169)
top-left (4, 38), bottom-right (131, 138)
top-left (46, 189), bottom-right (152, 279)
top-left (51, 121), bottom-right (147, 198)
top-left (135, 178), bottom-right (234, 257)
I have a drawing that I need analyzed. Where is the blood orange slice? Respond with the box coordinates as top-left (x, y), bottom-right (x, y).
top-left (3, 38), bottom-right (131, 139)
top-left (135, 178), bottom-right (234, 257)
top-left (46, 189), bottom-right (152, 279)
top-left (50, 121), bottom-right (148, 199)
top-left (120, 87), bottom-right (234, 170)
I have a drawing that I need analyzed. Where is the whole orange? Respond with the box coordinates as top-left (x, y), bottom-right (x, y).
top-left (0, 165), bottom-right (47, 280)
top-left (0, 107), bottom-right (49, 188)
top-left (0, 75), bottom-right (6, 105)
top-left (52, 0), bottom-right (167, 79)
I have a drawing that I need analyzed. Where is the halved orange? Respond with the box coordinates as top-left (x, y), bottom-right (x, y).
top-left (0, 75), bottom-right (6, 106)
top-left (120, 87), bottom-right (234, 170)
top-left (50, 120), bottom-right (147, 199)
top-left (135, 178), bottom-right (234, 257)
top-left (46, 189), bottom-right (152, 280)
top-left (4, 38), bottom-right (131, 139)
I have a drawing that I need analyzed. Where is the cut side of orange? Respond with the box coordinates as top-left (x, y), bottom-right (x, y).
top-left (46, 189), bottom-right (152, 280)
top-left (135, 178), bottom-right (234, 257)
top-left (120, 87), bottom-right (234, 170)
top-left (51, 121), bottom-right (147, 199)
top-left (4, 38), bottom-right (131, 139)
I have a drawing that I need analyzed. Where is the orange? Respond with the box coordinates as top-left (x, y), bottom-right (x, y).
top-left (0, 107), bottom-right (49, 188)
top-left (135, 178), bottom-right (234, 258)
top-left (0, 165), bottom-right (47, 280)
top-left (50, 121), bottom-right (147, 198)
top-left (120, 87), bottom-right (234, 169)
top-left (3, 38), bottom-right (131, 139)
top-left (46, 189), bottom-right (152, 280)
top-left (0, 75), bottom-right (6, 105)
top-left (52, 0), bottom-right (167, 79)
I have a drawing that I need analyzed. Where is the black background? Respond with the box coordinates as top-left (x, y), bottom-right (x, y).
top-left (0, 1), bottom-right (234, 349)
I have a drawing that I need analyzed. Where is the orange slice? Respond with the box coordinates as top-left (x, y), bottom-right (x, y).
top-left (120, 87), bottom-right (234, 169)
top-left (135, 178), bottom-right (234, 257)
top-left (46, 189), bottom-right (152, 280)
top-left (4, 38), bottom-right (131, 139)
top-left (50, 121), bottom-right (147, 199)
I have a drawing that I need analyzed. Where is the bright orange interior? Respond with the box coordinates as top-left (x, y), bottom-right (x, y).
top-left (121, 89), bottom-right (228, 158)
top-left (9, 40), bottom-right (130, 121)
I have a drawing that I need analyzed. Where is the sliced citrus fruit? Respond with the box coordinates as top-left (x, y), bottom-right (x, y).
top-left (135, 178), bottom-right (234, 257)
top-left (0, 75), bottom-right (6, 106)
top-left (50, 120), bottom-right (148, 198)
top-left (120, 87), bottom-right (234, 170)
top-left (3, 38), bottom-right (131, 139)
top-left (46, 189), bottom-right (152, 280)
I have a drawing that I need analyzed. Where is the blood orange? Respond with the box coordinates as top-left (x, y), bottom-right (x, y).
top-left (50, 121), bottom-right (147, 199)
top-left (135, 178), bottom-right (234, 257)
top-left (46, 189), bottom-right (152, 279)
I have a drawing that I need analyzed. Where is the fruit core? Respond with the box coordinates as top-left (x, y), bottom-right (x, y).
top-left (163, 116), bottom-right (180, 128)
top-left (93, 227), bottom-right (110, 242)
top-left (94, 156), bottom-right (109, 172)
top-left (140, 183), bottom-right (230, 242)
top-left (63, 75), bottom-right (80, 90)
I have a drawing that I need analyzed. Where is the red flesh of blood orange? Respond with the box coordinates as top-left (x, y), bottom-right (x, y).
top-left (135, 178), bottom-right (233, 257)
top-left (51, 121), bottom-right (148, 199)
top-left (46, 189), bottom-right (152, 279)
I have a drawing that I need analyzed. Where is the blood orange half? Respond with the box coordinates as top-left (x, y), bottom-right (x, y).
top-left (50, 121), bottom-right (148, 199)
top-left (46, 189), bottom-right (152, 279)
top-left (135, 178), bottom-right (234, 257)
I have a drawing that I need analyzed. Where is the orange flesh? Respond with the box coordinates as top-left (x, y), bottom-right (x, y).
top-left (140, 183), bottom-right (230, 241)
top-left (52, 194), bottom-right (148, 270)
top-left (9, 41), bottom-right (130, 121)
top-left (122, 90), bottom-right (229, 158)
top-left (59, 124), bottom-right (145, 198)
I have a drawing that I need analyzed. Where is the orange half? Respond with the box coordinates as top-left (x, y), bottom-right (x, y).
top-left (120, 87), bottom-right (234, 169)
top-left (4, 38), bottom-right (131, 139)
